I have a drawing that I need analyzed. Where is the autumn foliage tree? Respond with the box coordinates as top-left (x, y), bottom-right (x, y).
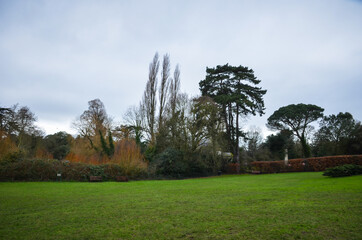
top-left (0, 104), bottom-right (43, 158)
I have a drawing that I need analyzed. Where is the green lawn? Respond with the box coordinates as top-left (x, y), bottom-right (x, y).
top-left (0, 173), bottom-right (361, 240)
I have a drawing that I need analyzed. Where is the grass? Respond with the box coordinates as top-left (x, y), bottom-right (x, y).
top-left (0, 172), bottom-right (361, 240)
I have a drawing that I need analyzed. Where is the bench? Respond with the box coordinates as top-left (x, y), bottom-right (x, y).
top-left (89, 176), bottom-right (102, 182)
top-left (251, 171), bottom-right (261, 174)
top-left (116, 176), bottom-right (128, 182)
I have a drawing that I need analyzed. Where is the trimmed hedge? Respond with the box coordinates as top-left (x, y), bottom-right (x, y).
top-left (224, 163), bottom-right (240, 174)
top-left (0, 158), bottom-right (147, 181)
top-left (323, 164), bottom-right (362, 177)
top-left (251, 155), bottom-right (362, 173)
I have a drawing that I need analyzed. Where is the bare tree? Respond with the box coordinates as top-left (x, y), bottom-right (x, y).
top-left (169, 64), bottom-right (180, 118)
top-left (16, 106), bottom-right (36, 134)
top-left (15, 106), bottom-right (37, 148)
top-left (0, 104), bottom-right (42, 151)
top-left (121, 104), bottom-right (145, 145)
top-left (167, 64), bottom-right (181, 142)
top-left (73, 99), bottom-right (112, 151)
top-left (142, 53), bottom-right (159, 144)
top-left (158, 54), bottom-right (170, 129)
top-left (0, 107), bottom-right (15, 135)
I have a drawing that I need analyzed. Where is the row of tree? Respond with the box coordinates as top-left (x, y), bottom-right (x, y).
top-left (243, 111), bottom-right (362, 165)
top-left (1, 52), bottom-right (361, 176)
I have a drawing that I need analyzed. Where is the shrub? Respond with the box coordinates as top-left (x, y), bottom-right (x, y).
top-left (0, 158), bottom-right (58, 181)
top-left (187, 156), bottom-right (211, 177)
top-left (250, 161), bottom-right (287, 173)
top-left (0, 133), bottom-right (18, 159)
top-left (224, 163), bottom-right (240, 174)
top-left (65, 139), bottom-right (148, 176)
top-left (0, 158), bottom-right (147, 182)
top-left (154, 148), bottom-right (187, 178)
top-left (251, 155), bottom-right (362, 173)
top-left (195, 146), bottom-right (222, 174)
top-left (323, 164), bottom-right (362, 177)
top-left (153, 148), bottom-right (215, 178)
top-left (111, 139), bottom-right (147, 177)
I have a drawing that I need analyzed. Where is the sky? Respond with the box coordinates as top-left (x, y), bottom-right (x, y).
top-left (1, 0), bottom-right (362, 138)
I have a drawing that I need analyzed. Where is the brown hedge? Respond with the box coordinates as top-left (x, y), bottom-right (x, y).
top-left (224, 163), bottom-right (240, 174)
top-left (251, 155), bottom-right (362, 173)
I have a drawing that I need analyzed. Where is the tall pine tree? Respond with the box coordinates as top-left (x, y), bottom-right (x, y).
top-left (199, 64), bottom-right (266, 172)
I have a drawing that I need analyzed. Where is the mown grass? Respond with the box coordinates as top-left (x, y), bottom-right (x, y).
top-left (0, 172), bottom-right (361, 240)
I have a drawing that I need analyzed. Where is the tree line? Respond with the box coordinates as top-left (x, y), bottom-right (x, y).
top-left (1, 52), bottom-right (361, 177)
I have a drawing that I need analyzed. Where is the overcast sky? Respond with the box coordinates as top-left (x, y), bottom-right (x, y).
top-left (1, 0), bottom-right (361, 138)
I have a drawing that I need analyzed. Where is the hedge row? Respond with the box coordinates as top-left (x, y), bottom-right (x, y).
top-left (251, 155), bottom-right (362, 173)
top-left (323, 164), bottom-right (362, 177)
top-left (224, 163), bottom-right (238, 174)
top-left (0, 158), bottom-right (147, 181)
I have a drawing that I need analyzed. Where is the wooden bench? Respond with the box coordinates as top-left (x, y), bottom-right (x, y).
top-left (116, 176), bottom-right (128, 182)
top-left (89, 176), bottom-right (102, 182)
top-left (251, 170), bottom-right (261, 174)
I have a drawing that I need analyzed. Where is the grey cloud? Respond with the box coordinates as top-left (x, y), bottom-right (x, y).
top-left (1, 0), bottom-right (361, 135)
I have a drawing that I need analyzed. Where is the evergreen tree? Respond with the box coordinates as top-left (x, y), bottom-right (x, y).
top-left (199, 64), bottom-right (267, 172)
top-left (267, 103), bottom-right (324, 158)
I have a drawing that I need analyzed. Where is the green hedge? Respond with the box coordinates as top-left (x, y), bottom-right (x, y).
top-left (0, 158), bottom-right (147, 181)
top-left (251, 155), bottom-right (362, 173)
top-left (323, 164), bottom-right (362, 177)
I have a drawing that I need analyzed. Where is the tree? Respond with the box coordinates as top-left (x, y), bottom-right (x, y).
top-left (319, 112), bottom-right (356, 141)
top-left (15, 106), bottom-right (37, 148)
top-left (44, 131), bottom-right (71, 160)
top-left (0, 104), bottom-right (42, 156)
top-left (267, 103), bottom-right (324, 158)
top-left (169, 64), bottom-right (181, 118)
top-left (165, 93), bottom-right (190, 152)
top-left (314, 112), bottom-right (358, 156)
top-left (346, 122), bottom-right (362, 154)
top-left (199, 64), bottom-right (267, 172)
top-left (263, 129), bottom-right (301, 160)
top-left (99, 130), bottom-right (114, 158)
top-left (0, 107), bottom-right (14, 134)
top-left (123, 104), bottom-right (145, 144)
top-left (141, 52), bottom-right (182, 155)
top-left (168, 64), bottom-right (181, 145)
top-left (73, 99), bottom-right (112, 152)
top-left (142, 53), bottom-right (159, 145)
top-left (158, 54), bottom-right (170, 130)
top-left (192, 96), bottom-right (224, 158)
top-left (244, 127), bottom-right (263, 160)
top-left (0, 107), bottom-right (18, 156)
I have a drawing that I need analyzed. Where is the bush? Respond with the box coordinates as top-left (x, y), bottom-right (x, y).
top-left (0, 151), bottom-right (25, 164)
top-left (250, 161), bottom-right (287, 173)
top-left (187, 156), bottom-right (211, 177)
top-left (153, 148), bottom-right (216, 178)
top-left (0, 158), bottom-right (147, 181)
top-left (0, 158), bottom-right (58, 181)
top-left (251, 155), bottom-right (362, 173)
top-left (224, 163), bottom-right (240, 174)
top-left (154, 148), bottom-right (187, 178)
top-left (323, 164), bottom-right (362, 177)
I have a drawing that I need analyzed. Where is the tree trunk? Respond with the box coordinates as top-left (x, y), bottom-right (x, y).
top-left (300, 135), bottom-right (311, 158)
top-left (236, 105), bottom-right (240, 174)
